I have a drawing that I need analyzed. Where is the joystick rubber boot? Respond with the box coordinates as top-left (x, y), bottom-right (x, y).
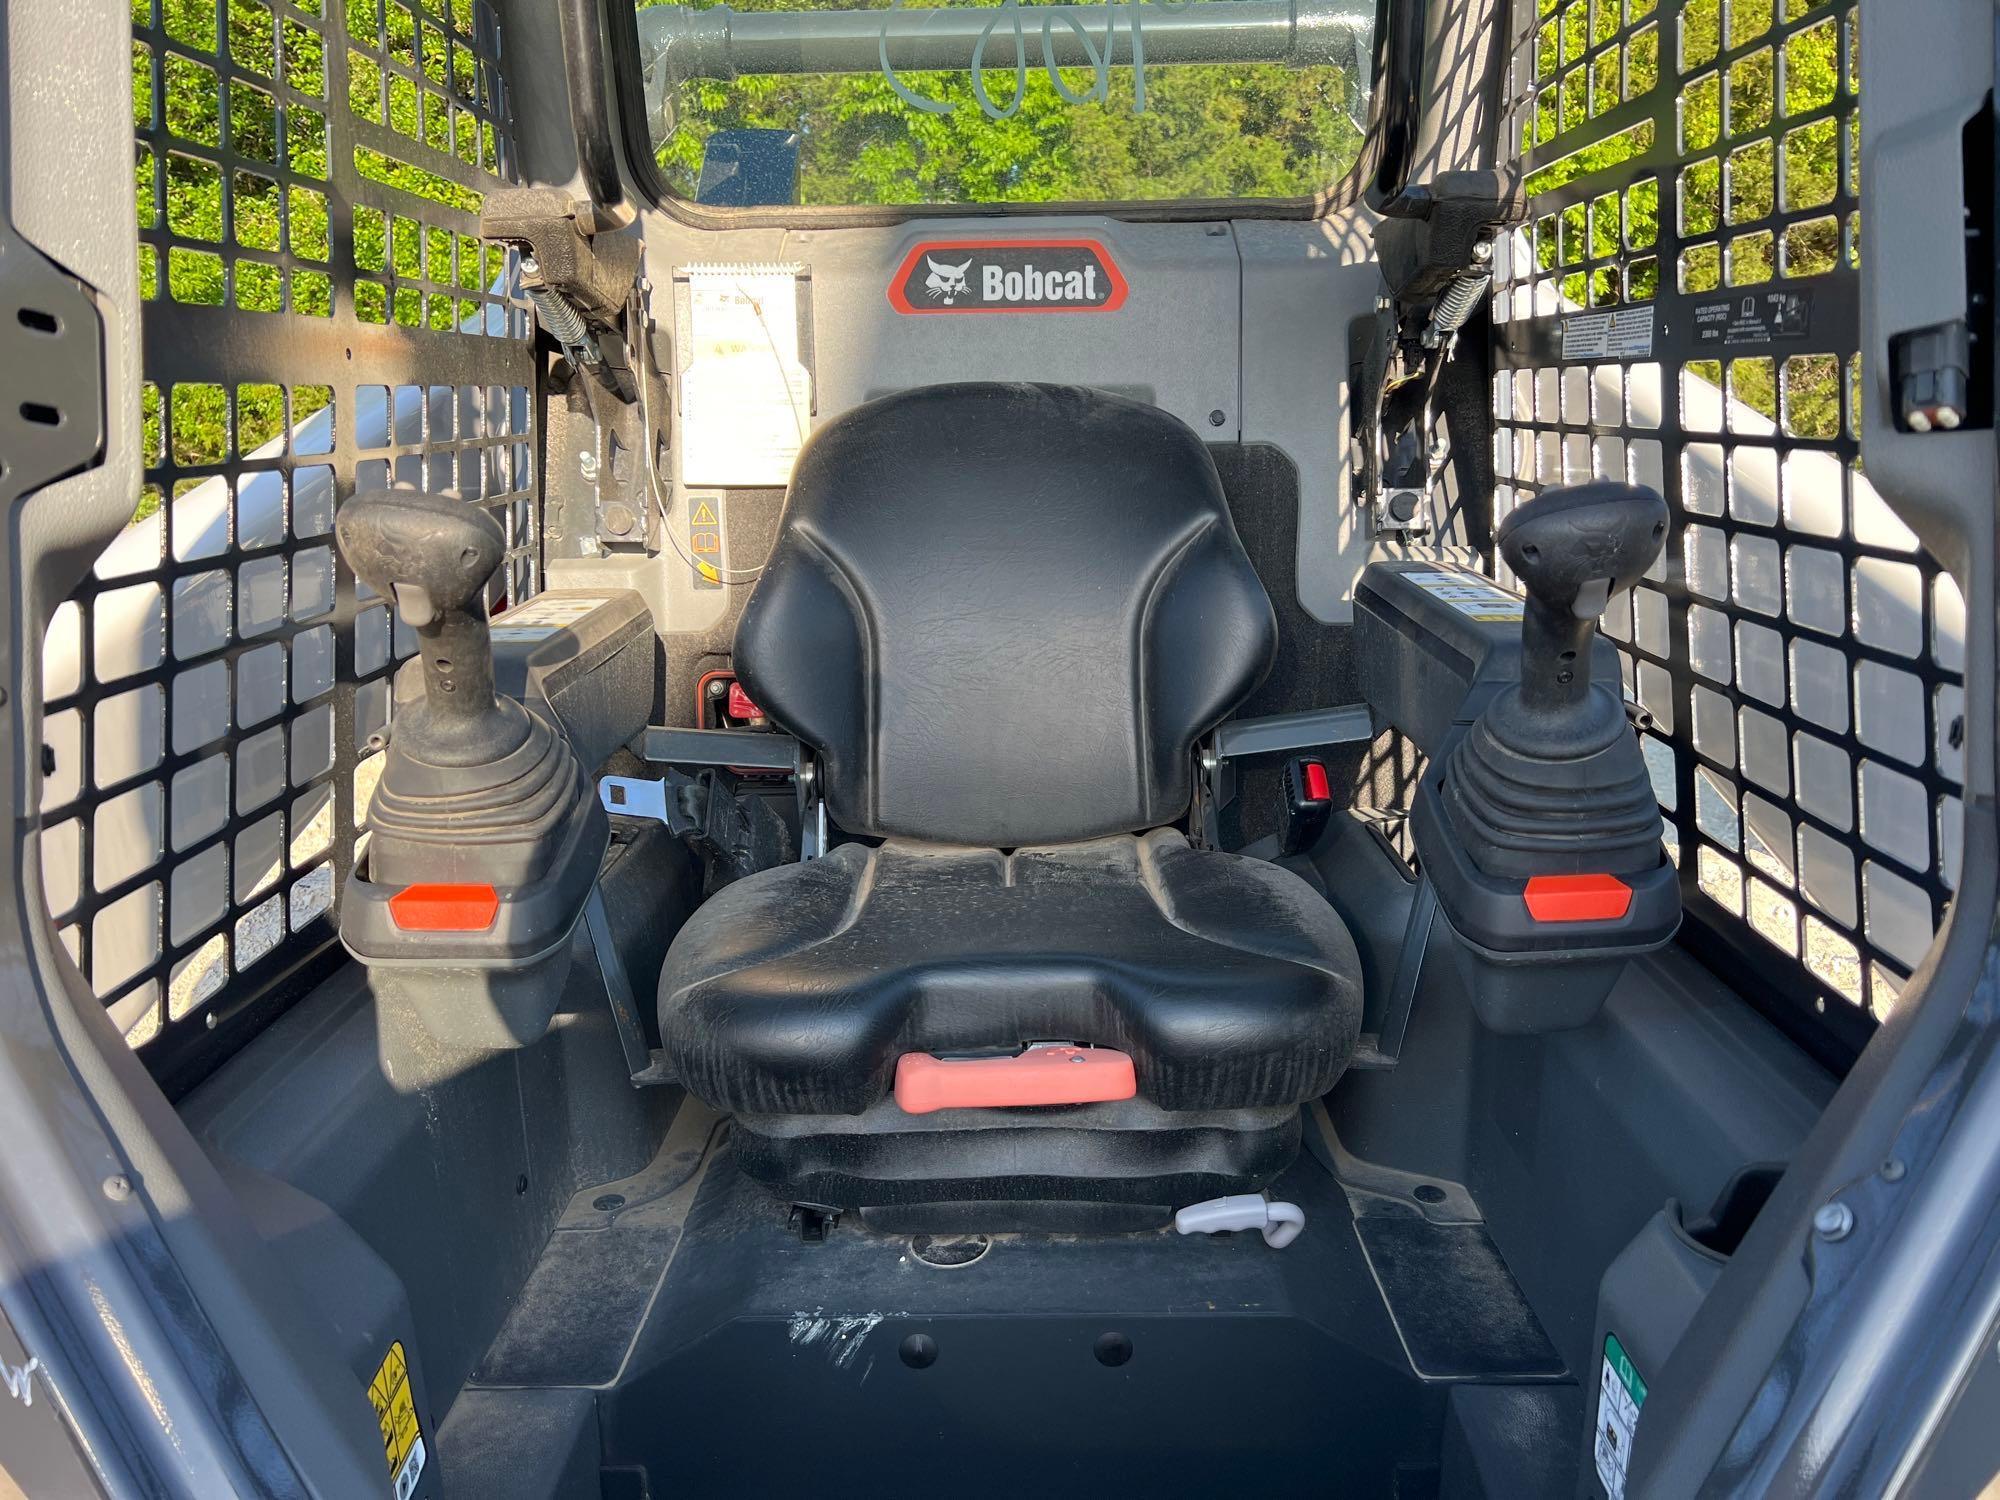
top-left (334, 491), bottom-right (606, 1047)
top-left (1441, 480), bottom-right (1670, 880)
top-left (1414, 480), bottom-right (1680, 1033)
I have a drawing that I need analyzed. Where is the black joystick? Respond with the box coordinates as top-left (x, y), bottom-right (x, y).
top-left (337, 491), bottom-right (529, 768)
top-left (1438, 479), bottom-right (1670, 880)
top-left (1497, 479), bottom-right (1669, 745)
top-left (335, 491), bottom-right (595, 890)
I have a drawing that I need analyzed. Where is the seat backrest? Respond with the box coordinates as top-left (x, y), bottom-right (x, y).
top-left (734, 383), bottom-right (1277, 847)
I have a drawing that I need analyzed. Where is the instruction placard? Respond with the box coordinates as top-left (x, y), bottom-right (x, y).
top-left (678, 265), bottom-right (812, 487)
top-left (368, 1340), bottom-right (426, 1500)
top-left (1594, 1332), bottom-right (1647, 1499)
top-left (489, 595), bottom-right (610, 644)
top-left (1561, 305), bottom-right (1656, 361)
top-left (1403, 569), bottom-right (1525, 623)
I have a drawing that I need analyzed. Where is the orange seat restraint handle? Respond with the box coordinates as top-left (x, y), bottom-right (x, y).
top-left (1522, 872), bottom-right (1633, 923)
top-left (894, 1046), bottom-right (1137, 1115)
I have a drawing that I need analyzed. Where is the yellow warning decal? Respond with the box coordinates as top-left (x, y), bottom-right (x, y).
top-left (691, 499), bottom-right (719, 525)
top-left (368, 1341), bottom-right (427, 1499)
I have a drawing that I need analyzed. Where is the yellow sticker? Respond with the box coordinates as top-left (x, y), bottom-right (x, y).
top-left (368, 1341), bottom-right (426, 1499)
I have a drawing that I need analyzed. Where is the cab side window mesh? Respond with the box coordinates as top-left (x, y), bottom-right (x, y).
top-left (46, 0), bottom-right (537, 1093)
top-left (1492, 0), bottom-right (1964, 1059)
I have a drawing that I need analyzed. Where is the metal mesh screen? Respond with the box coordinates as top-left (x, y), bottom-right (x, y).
top-left (43, 0), bottom-right (539, 1092)
top-left (1492, 0), bottom-right (1965, 1059)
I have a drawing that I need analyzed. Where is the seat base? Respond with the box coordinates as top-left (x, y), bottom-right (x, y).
top-left (733, 1096), bottom-right (1301, 1232)
top-left (661, 829), bottom-right (1361, 1228)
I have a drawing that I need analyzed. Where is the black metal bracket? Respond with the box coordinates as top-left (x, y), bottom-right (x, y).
top-left (1357, 166), bottom-right (1527, 535)
top-left (1190, 742), bottom-right (1226, 850)
top-left (582, 886), bottom-right (678, 1088)
top-left (0, 223), bottom-right (106, 505)
top-left (639, 724), bottom-right (804, 774)
top-left (1380, 874), bottom-right (1436, 1063)
top-left (788, 1202), bottom-right (841, 1243)
top-left (484, 187), bottom-right (642, 406)
top-left (1213, 705), bottom-right (1375, 761)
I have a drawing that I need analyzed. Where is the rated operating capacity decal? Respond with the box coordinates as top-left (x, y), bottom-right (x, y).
top-left (888, 238), bottom-right (1128, 314)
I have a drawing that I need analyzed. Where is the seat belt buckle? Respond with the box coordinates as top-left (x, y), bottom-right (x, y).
top-left (894, 1043), bottom-right (1137, 1115)
top-left (1279, 756), bottom-right (1334, 855)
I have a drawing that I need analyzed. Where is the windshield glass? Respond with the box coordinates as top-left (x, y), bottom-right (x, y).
top-left (628, 0), bottom-right (1378, 209)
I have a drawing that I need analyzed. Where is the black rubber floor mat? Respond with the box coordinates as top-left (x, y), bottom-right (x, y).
top-left (599, 1149), bottom-right (1454, 1495)
top-left (472, 1224), bottom-right (680, 1387)
top-left (1349, 1194), bottom-right (1566, 1381)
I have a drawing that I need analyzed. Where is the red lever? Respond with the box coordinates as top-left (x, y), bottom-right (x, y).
top-left (1523, 873), bottom-right (1632, 923)
top-left (388, 883), bottom-right (500, 932)
top-left (894, 1045), bottom-right (1137, 1115)
top-left (1301, 760), bottom-right (1332, 802)
top-left (726, 681), bottom-right (763, 721)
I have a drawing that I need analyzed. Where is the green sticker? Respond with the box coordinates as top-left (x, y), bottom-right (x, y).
top-left (1597, 1333), bottom-right (1648, 1498)
top-left (1605, 1332), bottom-right (1648, 1406)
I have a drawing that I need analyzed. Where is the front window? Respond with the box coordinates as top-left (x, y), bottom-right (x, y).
top-left (627, 0), bottom-right (1380, 209)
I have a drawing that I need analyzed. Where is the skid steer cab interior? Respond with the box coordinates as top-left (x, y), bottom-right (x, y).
top-left (3, 0), bottom-right (1998, 1495)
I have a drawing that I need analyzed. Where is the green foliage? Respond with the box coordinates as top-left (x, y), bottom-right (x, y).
top-left (643, 0), bottom-right (1365, 205)
top-left (1517, 0), bottom-right (1849, 434)
top-left (138, 0), bottom-right (498, 505)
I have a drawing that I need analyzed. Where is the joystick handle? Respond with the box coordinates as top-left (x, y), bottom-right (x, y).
top-left (337, 491), bottom-right (515, 757)
top-left (1498, 479), bottom-right (1668, 714)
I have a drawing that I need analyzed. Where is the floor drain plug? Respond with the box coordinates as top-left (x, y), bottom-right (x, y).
top-left (910, 1233), bottom-right (990, 1268)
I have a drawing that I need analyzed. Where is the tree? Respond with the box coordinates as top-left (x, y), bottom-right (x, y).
top-left (642, 0), bottom-right (1367, 205)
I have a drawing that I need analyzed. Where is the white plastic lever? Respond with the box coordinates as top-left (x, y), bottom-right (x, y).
top-left (1172, 1193), bottom-right (1305, 1249)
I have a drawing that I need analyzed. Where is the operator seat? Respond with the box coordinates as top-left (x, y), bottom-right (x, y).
top-left (657, 383), bottom-right (1363, 1231)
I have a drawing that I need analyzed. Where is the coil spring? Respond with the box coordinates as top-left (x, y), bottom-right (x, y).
top-left (526, 282), bottom-right (596, 360)
top-left (1426, 269), bottom-right (1491, 346)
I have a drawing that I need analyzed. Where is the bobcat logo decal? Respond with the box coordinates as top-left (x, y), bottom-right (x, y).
top-left (889, 239), bottom-right (1128, 315)
top-left (923, 256), bottom-right (973, 305)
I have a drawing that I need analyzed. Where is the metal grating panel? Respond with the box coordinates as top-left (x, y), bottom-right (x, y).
top-left (43, 0), bottom-right (539, 1092)
top-left (1491, 0), bottom-right (1964, 1058)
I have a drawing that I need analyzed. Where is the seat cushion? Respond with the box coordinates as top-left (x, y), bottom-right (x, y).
top-left (657, 830), bottom-right (1363, 1116)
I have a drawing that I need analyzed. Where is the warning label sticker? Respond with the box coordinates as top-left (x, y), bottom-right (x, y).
top-left (1595, 1332), bottom-right (1647, 1499)
top-left (1403, 570), bottom-right (1525, 623)
top-left (1561, 305), bottom-right (1656, 361)
top-left (369, 1341), bottom-right (426, 1500)
top-left (489, 595), bottom-right (610, 643)
top-left (687, 492), bottom-right (724, 590)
